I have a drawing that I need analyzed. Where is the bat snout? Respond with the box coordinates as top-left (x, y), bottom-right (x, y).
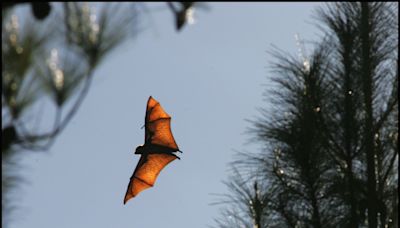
top-left (134, 145), bottom-right (145, 154)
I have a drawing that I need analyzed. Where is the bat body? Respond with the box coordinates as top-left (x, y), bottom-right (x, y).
top-left (124, 96), bottom-right (181, 204)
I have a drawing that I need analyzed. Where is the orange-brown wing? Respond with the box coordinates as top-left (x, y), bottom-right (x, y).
top-left (123, 153), bottom-right (178, 204)
top-left (145, 96), bottom-right (179, 151)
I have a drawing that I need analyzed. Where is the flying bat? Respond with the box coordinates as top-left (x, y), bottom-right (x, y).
top-left (124, 96), bottom-right (181, 204)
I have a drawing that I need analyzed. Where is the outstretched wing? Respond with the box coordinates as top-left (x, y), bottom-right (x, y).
top-left (124, 153), bottom-right (178, 204)
top-left (145, 96), bottom-right (179, 151)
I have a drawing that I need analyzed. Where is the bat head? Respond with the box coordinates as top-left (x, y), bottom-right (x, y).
top-left (134, 145), bottom-right (146, 154)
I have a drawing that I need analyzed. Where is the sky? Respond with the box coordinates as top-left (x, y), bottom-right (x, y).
top-left (12, 2), bottom-right (321, 228)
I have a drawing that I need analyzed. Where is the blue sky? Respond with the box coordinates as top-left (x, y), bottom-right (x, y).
top-left (13, 3), bottom-right (321, 228)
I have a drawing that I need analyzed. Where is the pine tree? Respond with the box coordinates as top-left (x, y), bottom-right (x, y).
top-left (2, 3), bottom-right (140, 226)
top-left (214, 2), bottom-right (398, 228)
top-left (317, 2), bottom-right (398, 227)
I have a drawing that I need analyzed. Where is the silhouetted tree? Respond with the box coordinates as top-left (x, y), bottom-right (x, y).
top-left (317, 2), bottom-right (398, 227)
top-left (213, 169), bottom-right (270, 228)
top-left (214, 2), bottom-right (397, 228)
top-left (214, 40), bottom-right (336, 228)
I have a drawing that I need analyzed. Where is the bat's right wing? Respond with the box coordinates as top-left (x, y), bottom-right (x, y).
top-left (144, 96), bottom-right (179, 151)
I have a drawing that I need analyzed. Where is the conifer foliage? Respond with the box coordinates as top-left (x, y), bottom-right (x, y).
top-left (215, 3), bottom-right (398, 228)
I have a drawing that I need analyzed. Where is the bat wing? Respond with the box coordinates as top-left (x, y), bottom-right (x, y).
top-left (145, 96), bottom-right (179, 151)
top-left (124, 153), bottom-right (178, 204)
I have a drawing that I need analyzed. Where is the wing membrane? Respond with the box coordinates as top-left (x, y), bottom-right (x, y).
top-left (124, 153), bottom-right (178, 204)
top-left (145, 96), bottom-right (179, 150)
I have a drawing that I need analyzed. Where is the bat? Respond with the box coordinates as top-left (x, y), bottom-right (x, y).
top-left (124, 96), bottom-right (181, 204)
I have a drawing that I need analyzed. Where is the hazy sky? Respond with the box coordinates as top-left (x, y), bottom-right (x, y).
top-left (13, 2), bottom-right (321, 228)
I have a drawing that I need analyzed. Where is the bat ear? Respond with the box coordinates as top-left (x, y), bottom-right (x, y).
top-left (135, 145), bottom-right (145, 154)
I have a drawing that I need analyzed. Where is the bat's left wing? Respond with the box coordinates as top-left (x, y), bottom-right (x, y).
top-left (123, 153), bottom-right (178, 204)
